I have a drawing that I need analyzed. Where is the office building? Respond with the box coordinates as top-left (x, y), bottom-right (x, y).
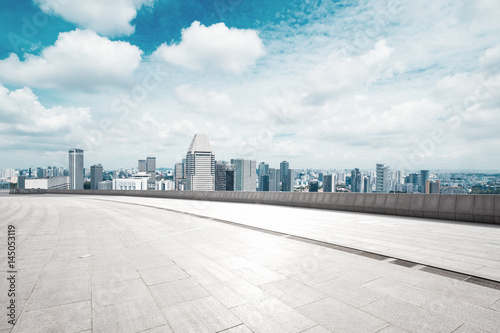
top-left (215, 161), bottom-right (235, 191)
top-left (426, 180), bottom-right (440, 194)
top-left (376, 163), bottom-right (390, 193)
top-left (146, 156), bottom-right (156, 190)
top-left (323, 174), bottom-right (335, 192)
top-left (174, 162), bottom-right (184, 190)
top-left (98, 181), bottom-right (112, 190)
top-left (69, 148), bottom-right (84, 190)
top-left (18, 175), bottom-right (26, 190)
top-left (138, 160), bottom-right (146, 172)
top-left (351, 168), bottom-right (364, 193)
top-left (258, 162), bottom-right (270, 191)
top-left (90, 164), bottom-right (103, 190)
top-left (186, 133), bottom-right (215, 191)
top-left (269, 168), bottom-right (280, 192)
top-left (231, 159), bottom-right (256, 191)
top-left (280, 161), bottom-right (294, 192)
top-left (113, 173), bottom-right (149, 190)
top-left (309, 180), bottom-right (319, 192)
top-left (420, 170), bottom-right (430, 193)
top-left (25, 176), bottom-right (69, 190)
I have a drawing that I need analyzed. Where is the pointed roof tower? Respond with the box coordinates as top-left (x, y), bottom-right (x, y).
top-left (187, 133), bottom-right (213, 153)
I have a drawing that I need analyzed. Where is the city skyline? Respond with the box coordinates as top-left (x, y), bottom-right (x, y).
top-left (1, 1), bottom-right (500, 170)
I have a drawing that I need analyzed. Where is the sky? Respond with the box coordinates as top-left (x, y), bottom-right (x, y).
top-left (0, 0), bottom-right (499, 171)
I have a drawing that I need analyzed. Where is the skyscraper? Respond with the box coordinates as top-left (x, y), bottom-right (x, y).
top-left (376, 163), bottom-right (390, 193)
top-left (231, 159), bottom-right (256, 191)
top-left (90, 164), bottom-right (103, 190)
top-left (138, 159), bottom-right (146, 172)
top-left (146, 156), bottom-right (156, 190)
top-left (351, 168), bottom-right (364, 193)
top-left (215, 161), bottom-right (235, 191)
top-left (323, 174), bottom-right (335, 192)
top-left (69, 148), bottom-right (84, 190)
top-left (280, 161), bottom-right (293, 192)
top-left (174, 162), bottom-right (184, 190)
top-left (269, 168), bottom-right (280, 192)
top-left (186, 134), bottom-right (215, 191)
top-left (420, 170), bottom-right (429, 193)
top-left (258, 162), bottom-right (270, 191)
top-left (309, 180), bottom-right (319, 192)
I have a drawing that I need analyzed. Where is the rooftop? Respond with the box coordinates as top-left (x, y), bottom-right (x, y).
top-left (1, 193), bottom-right (499, 332)
top-left (187, 133), bottom-right (213, 154)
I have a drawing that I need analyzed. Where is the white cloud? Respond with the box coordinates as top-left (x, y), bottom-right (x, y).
top-left (175, 85), bottom-right (233, 113)
top-left (35, 0), bottom-right (155, 36)
top-left (304, 40), bottom-right (395, 105)
top-left (153, 21), bottom-right (265, 74)
top-left (0, 29), bottom-right (143, 91)
top-left (0, 84), bottom-right (91, 137)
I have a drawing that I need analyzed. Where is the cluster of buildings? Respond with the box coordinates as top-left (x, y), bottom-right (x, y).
top-left (4, 133), bottom-right (498, 194)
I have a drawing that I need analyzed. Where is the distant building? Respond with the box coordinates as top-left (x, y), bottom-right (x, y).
top-left (351, 168), bottom-right (364, 193)
top-left (0, 182), bottom-right (10, 190)
top-left (215, 161), bottom-right (235, 191)
top-left (69, 148), bottom-right (84, 189)
top-left (420, 170), bottom-right (429, 193)
top-left (258, 162), bottom-right (270, 191)
top-left (18, 175), bottom-right (26, 190)
top-left (174, 162), bottom-right (184, 190)
top-left (113, 173), bottom-right (149, 190)
top-left (90, 164), bottom-right (103, 190)
top-left (186, 134), bottom-right (215, 191)
top-left (309, 180), bottom-right (319, 192)
top-left (146, 156), bottom-right (156, 190)
top-left (156, 179), bottom-right (175, 191)
top-left (426, 180), bottom-right (440, 194)
top-left (25, 176), bottom-right (69, 190)
top-left (323, 174), bottom-right (335, 192)
top-left (138, 160), bottom-right (146, 172)
top-left (269, 168), bottom-right (280, 192)
top-left (280, 161), bottom-right (294, 192)
top-left (231, 159), bottom-right (256, 191)
top-left (98, 181), bottom-right (112, 190)
top-left (376, 163), bottom-right (390, 193)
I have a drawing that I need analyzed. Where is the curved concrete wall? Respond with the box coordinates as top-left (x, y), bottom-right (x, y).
top-left (43, 189), bottom-right (500, 225)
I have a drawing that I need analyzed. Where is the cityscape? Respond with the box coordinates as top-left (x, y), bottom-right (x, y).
top-left (1, 1), bottom-right (500, 332)
top-left (2, 133), bottom-right (499, 195)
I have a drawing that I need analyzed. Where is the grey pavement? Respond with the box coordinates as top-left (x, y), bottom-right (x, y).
top-left (0, 193), bottom-right (499, 332)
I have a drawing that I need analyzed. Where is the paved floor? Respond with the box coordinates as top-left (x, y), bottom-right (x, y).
top-left (0, 193), bottom-right (500, 332)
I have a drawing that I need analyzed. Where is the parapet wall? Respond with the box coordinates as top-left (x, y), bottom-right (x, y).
top-left (39, 189), bottom-right (500, 225)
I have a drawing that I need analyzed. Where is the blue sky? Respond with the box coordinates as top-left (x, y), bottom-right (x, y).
top-left (0, 0), bottom-right (499, 170)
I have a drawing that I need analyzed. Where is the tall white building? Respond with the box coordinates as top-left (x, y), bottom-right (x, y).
top-left (376, 163), bottom-right (390, 193)
top-left (231, 159), bottom-right (257, 191)
top-left (69, 148), bottom-right (84, 189)
top-left (186, 134), bottom-right (215, 191)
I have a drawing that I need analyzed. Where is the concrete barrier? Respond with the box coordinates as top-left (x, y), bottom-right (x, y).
top-left (38, 189), bottom-right (500, 225)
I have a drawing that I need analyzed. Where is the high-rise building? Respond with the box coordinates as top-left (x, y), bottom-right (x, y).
top-left (258, 162), bottom-right (270, 191)
top-left (323, 174), bottom-right (334, 192)
top-left (426, 180), bottom-right (440, 194)
top-left (215, 161), bottom-right (235, 191)
top-left (375, 163), bottom-right (390, 193)
top-left (90, 164), bottom-right (103, 190)
top-left (309, 180), bottom-right (319, 192)
top-left (280, 161), bottom-right (293, 192)
top-left (231, 159), bottom-right (256, 191)
top-left (351, 168), bottom-right (364, 193)
top-left (146, 157), bottom-right (156, 190)
top-left (138, 160), bottom-right (146, 172)
top-left (269, 168), bottom-right (280, 192)
top-left (420, 170), bottom-right (429, 193)
top-left (174, 162), bottom-right (184, 190)
top-left (69, 148), bottom-right (84, 189)
top-left (186, 134), bottom-right (215, 191)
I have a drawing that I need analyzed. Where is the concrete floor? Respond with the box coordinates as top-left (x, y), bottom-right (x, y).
top-left (1, 193), bottom-right (500, 333)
